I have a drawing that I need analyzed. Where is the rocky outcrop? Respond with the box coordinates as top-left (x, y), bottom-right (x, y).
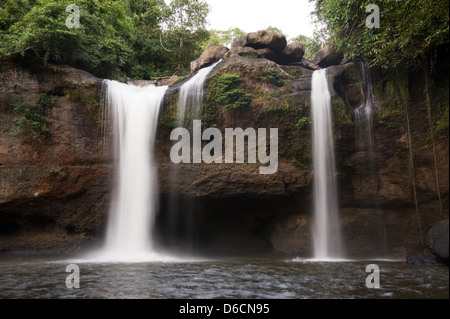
top-left (231, 36), bottom-right (247, 49)
top-left (224, 46), bottom-right (259, 59)
top-left (1, 40), bottom-right (448, 259)
top-left (206, 30), bottom-right (313, 68)
top-left (426, 220), bottom-right (449, 264)
top-left (256, 48), bottom-right (277, 62)
top-left (313, 45), bottom-right (344, 68)
top-left (279, 42), bottom-right (305, 64)
top-left (245, 30), bottom-right (287, 53)
top-left (0, 55), bottom-right (109, 255)
top-left (190, 45), bottom-right (229, 73)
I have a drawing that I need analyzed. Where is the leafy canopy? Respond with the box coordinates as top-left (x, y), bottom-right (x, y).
top-left (0, 0), bottom-right (211, 78)
top-left (312, 0), bottom-right (449, 68)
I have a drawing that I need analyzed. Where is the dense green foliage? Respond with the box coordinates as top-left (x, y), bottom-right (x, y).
top-left (160, 0), bottom-right (210, 73)
top-left (312, 0), bottom-right (449, 68)
top-left (11, 93), bottom-right (52, 142)
top-left (266, 69), bottom-right (284, 87)
top-left (0, 0), bottom-right (210, 78)
top-left (209, 73), bottom-right (252, 110)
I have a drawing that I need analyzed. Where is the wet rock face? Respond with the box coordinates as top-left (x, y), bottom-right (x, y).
top-left (1, 50), bottom-right (448, 258)
top-left (426, 220), bottom-right (449, 264)
top-left (312, 45), bottom-right (344, 68)
top-left (0, 55), bottom-right (110, 255)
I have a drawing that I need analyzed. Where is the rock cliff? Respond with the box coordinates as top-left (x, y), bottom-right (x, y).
top-left (0, 39), bottom-right (448, 259)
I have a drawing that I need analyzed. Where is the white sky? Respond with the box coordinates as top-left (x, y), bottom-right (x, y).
top-left (165, 0), bottom-right (317, 39)
top-left (205, 0), bottom-right (316, 38)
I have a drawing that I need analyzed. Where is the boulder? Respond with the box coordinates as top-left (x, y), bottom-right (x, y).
top-left (278, 42), bottom-right (305, 64)
top-left (312, 45), bottom-right (344, 68)
top-left (256, 48), bottom-right (277, 62)
top-left (426, 220), bottom-right (449, 264)
top-left (223, 46), bottom-right (259, 59)
top-left (231, 36), bottom-right (247, 49)
top-left (292, 59), bottom-right (321, 70)
top-left (245, 30), bottom-right (287, 53)
top-left (190, 45), bottom-right (229, 73)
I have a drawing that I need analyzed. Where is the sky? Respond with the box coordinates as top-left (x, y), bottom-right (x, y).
top-left (205, 0), bottom-right (317, 39)
top-left (165, 0), bottom-right (317, 39)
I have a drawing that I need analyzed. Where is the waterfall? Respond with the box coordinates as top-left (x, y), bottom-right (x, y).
top-left (100, 80), bottom-right (168, 260)
top-left (177, 61), bottom-right (221, 126)
top-left (311, 69), bottom-right (344, 260)
top-left (353, 61), bottom-right (377, 155)
top-left (161, 61), bottom-right (220, 253)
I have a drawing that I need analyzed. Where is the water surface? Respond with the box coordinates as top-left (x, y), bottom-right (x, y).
top-left (0, 257), bottom-right (447, 299)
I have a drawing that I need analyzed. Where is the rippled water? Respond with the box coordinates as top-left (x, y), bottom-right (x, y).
top-left (0, 256), bottom-right (448, 299)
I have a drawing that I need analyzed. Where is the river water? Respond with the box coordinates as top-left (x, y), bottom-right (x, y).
top-left (0, 256), bottom-right (447, 299)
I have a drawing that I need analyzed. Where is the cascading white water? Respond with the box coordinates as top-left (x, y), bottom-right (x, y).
top-left (353, 61), bottom-right (377, 154)
top-left (100, 80), bottom-right (168, 261)
top-left (177, 61), bottom-right (221, 126)
top-left (311, 69), bottom-right (344, 260)
top-left (163, 61), bottom-right (221, 252)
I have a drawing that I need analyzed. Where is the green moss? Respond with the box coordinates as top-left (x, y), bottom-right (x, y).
top-left (208, 73), bottom-right (252, 111)
top-left (267, 69), bottom-right (285, 87)
top-left (442, 194), bottom-right (449, 210)
top-left (258, 99), bottom-right (312, 169)
top-left (435, 85), bottom-right (449, 133)
top-left (158, 91), bottom-right (179, 129)
top-left (257, 68), bottom-right (285, 87)
top-left (173, 75), bottom-right (189, 85)
top-left (374, 79), bottom-right (406, 129)
top-left (296, 116), bottom-right (311, 129)
top-left (66, 87), bottom-right (100, 115)
top-left (10, 93), bottom-right (53, 143)
top-left (332, 98), bottom-right (353, 125)
top-left (240, 51), bottom-right (259, 58)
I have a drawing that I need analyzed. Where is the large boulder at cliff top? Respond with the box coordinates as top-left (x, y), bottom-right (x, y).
top-left (190, 45), bottom-right (229, 73)
top-left (313, 45), bottom-right (344, 68)
top-left (426, 220), bottom-right (449, 264)
top-left (231, 36), bottom-right (247, 49)
top-left (278, 42), bottom-right (305, 65)
top-left (256, 48), bottom-right (277, 62)
top-left (245, 30), bottom-right (287, 53)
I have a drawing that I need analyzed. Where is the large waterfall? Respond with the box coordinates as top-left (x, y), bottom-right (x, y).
top-left (311, 69), bottom-right (344, 260)
top-left (100, 80), bottom-right (168, 261)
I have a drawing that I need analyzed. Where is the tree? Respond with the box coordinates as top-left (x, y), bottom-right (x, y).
top-left (160, 0), bottom-right (210, 74)
top-left (202, 27), bottom-right (246, 49)
top-left (0, 0), bottom-right (212, 79)
top-left (312, 0), bottom-right (449, 68)
top-left (125, 0), bottom-right (173, 78)
top-left (0, 0), bottom-right (135, 78)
